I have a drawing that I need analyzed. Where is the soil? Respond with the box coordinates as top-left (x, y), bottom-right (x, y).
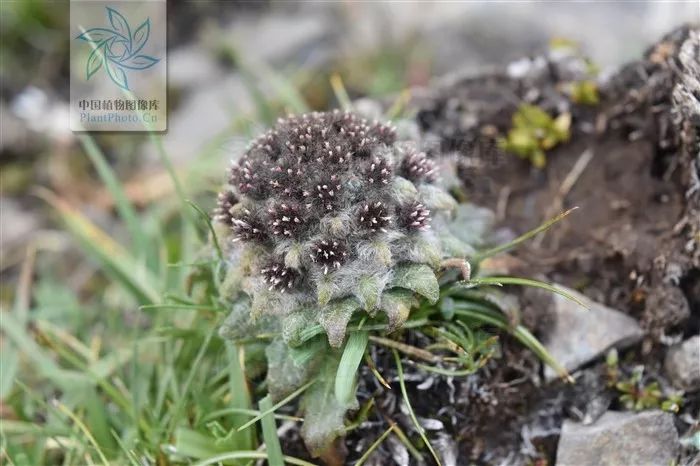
top-left (342, 25), bottom-right (700, 465)
top-left (416, 26), bottom-right (699, 343)
top-left (285, 27), bottom-right (700, 465)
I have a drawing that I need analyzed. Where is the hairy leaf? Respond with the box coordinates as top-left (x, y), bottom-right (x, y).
top-left (319, 298), bottom-right (360, 348)
top-left (391, 263), bottom-right (439, 304)
top-left (301, 355), bottom-right (356, 457)
top-left (380, 289), bottom-right (417, 331)
top-left (353, 275), bottom-right (385, 311)
top-left (265, 340), bottom-right (315, 401)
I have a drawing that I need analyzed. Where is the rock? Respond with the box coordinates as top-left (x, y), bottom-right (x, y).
top-left (542, 286), bottom-right (644, 381)
top-left (665, 335), bottom-right (700, 391)
top-left (168, 45), bottom-right (223, 90)
top-left (556, 410), bottom-right (680, 466)
top-left (0, 198), bottom-right (39, 255)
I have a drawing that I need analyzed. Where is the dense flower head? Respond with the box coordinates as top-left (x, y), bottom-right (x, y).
top-left (214, 191), bottom-right (238, 226)
top-left (217, 110), bottom-right (462, 347)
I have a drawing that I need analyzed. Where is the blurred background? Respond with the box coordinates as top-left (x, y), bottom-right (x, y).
top-left (0, 1), bottom-right (698, 464)
top-left (2, 1), bottom-right (696, 277)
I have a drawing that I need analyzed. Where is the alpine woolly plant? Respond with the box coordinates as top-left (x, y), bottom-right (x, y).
top-left (214, 110), bottom-right (574, 461)
top-left (217, 110), bottom-right (466, 349)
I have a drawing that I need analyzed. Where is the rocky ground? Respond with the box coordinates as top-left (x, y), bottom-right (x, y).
top-left (344, 25), bottom-right (699, 466)
top-left (276, 25), bottom-right (700, 466)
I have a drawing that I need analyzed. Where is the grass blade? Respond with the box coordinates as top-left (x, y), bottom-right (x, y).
top-left (166, 327), bottom-right (216, 436)
top-left (226, 343), bottom-right (256, 450)
top-left (148, 132), bottom-right (197, 228)
top-left (473, 207), bottom-right (577, 261)
top-left (452, 304), bottom-right (572, 381)
top-left (186, 200), bottom-right (223, 261)
top-left (392, 349), bottom-right (442, 466)
top-left (139, 304), bottom-right (225, 313)
top-left (78, 133), bottom-right (150, 259)
top-left (237, 380), bottom-right (314, 432)
top-left (385, 89), bottom-right (412, 120)
top-left (458, 276), bottom-right (588, 309)
top-left (37, 189), bottom-right (161, 304)
top-left (191, 451), bottom-right (317, 466)
top-left (330, 73), bottom-right (352, 110)
top-left (0, 312), bottom-right (82, 385)
top-left (53, 399), bottom-right (111, 466)
top-left (335, 331), bottom-right (368, 405)
top-left (203, 408), bottom-right (302, 423)
top-left (230, 48), bottom-right (309, 114)
top-left (354, 423), bottom-right (396, 466)
top-left (259, 395), bottom-right (284, 466)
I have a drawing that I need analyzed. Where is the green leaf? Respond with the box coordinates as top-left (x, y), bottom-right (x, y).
top-left (226, 342), bottom-right (256, 450)
top-left (38, 190), bottom-right (160, 304)
top-left (452, 303), bottom-right (571, 381)
top-left (447, 203), bottom-right (495, 247)
top-left (190, 451), bottom-right (316, 466)
top-left (379, 289), bottom-right (417, 331)
top-left (473, 207), bottom-right (577, 262)
top-left (0, 311), bottom-right (86, 386)
top-left (319, 297), bottom-right (360, 348)
top-left (301, 356), bottom-right (355, 457)
top-left (290, 336), bottom-right (327, 367)
top-left (391, 263), bottom-right (439, 304)
top-left (259, 395), bottom-right (284, 466)
top-left (237, 380), bottom-right (313, 432)
top-left (353, 275), bottom-right (384, 311)
top-left (78, 133), bottom-right (150, 262)
top-left (330, 73), bottom-right (353, 111)
top-left (173, 428), bottom-right (229, 459)
top-left (265, 339), bottom-right (315, 401)
top-left (458, 276), bottom-right (588, 309)
top-left (392, 350), bottom-right (442, 466)
top-left (0, 343), bottom-right (18, 398)
top-left (281, 309), bottom-right (315, 347)
top-left (83, 387), bottom-right (117, 457)
top-left (517, 104), bottom-right (553, 128)
top-left (335, 331), bottom-right (368, 405)
top-left (418, 184), bottom-right (457, 213)
top-left (186, 200), bottom-right (223, 261)
top-left (316, 278), bottom-right (334, 307)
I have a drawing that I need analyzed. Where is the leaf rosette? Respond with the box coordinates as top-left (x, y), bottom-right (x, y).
top-left (216, 111), bottom-right (480, 350)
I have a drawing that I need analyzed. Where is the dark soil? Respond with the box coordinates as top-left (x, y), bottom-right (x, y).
top-left (416, 27), bottom-right (698, 342)
top-left (374, 25), bottom-right (699, 465)
top-left (285, 27), bottom-right (699, 466)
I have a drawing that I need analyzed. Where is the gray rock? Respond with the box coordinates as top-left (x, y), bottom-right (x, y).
top-left (0, 197), bottom-right (39, 254)
top-left (556, 410), bottom-right (680, 466)
top-left (543, 286), bottom-right (644, 381)
top-left (168, 45), bottom-right (223, 90)
top-left (665, 336), bottom-right (700, 392)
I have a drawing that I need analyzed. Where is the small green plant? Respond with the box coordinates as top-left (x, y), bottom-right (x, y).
top-left (548, 36), bottom-right (600, 106)
top-left (215, 110), bottom-right (581, 461)
top-left (606, 350), bottom-right (683, 413)
top-left (569, 80), bottom-right (600, 106)
top-left (498, 104), bottom-right (571, 168)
